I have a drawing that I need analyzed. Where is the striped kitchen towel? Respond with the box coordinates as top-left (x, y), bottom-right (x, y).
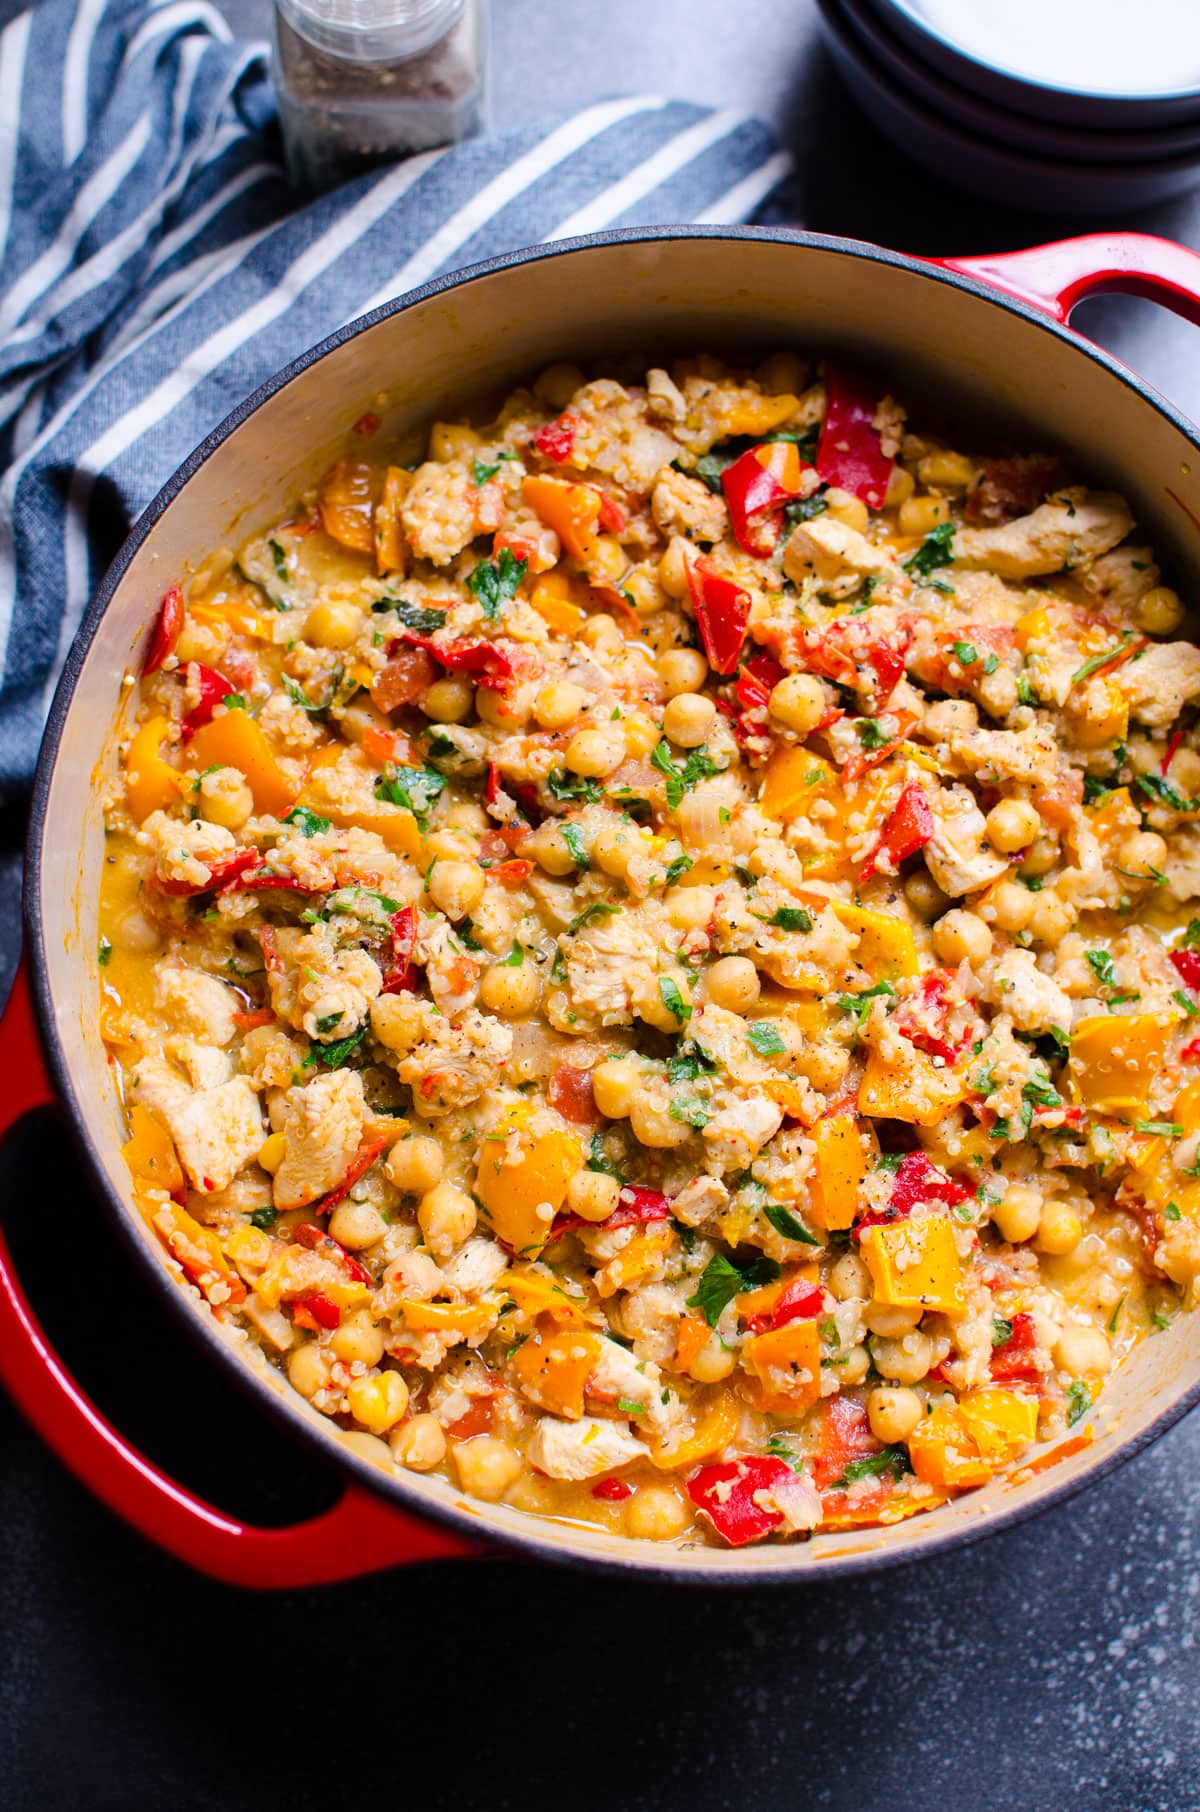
top-left (0, 0), bottom-right (794, 790)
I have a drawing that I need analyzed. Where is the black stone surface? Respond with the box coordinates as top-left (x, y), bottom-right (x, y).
top-left (3, 3), bottom-right (1200, 1806)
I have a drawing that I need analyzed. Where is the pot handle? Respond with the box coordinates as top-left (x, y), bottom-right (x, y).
top-left (0, 961), bottom-right (478, 1586)
top-left (934, 232), bottom-right (1200, 328)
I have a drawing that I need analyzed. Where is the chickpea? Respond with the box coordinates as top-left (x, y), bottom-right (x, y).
top-left (663, 691), bottom-right (716, 748)
top-left (427, 859), bottom-right (484, 921)
top-left (885, 464), bottom-right (915, 508)
top-left (331, 1312), bottom-right (386, 1367)
top-left (478, 960), bottom-right (540, 1017)
top-left (592, 822), bottom-right (639, 879)
top-left (637, 971), bottom-right (692, 1033)
top-left (629, 1091), bottom-right (692, 1149)
top-left (1118, 829), bottom-right (1168, 877)
top-left (418, 1182), bottom-right (476, 1256)
top-left (198, 766), bottom-right (253, 832)
top-left (917, 449), bottom-right (976, 490)
top-left (985, 797), bottom-right (1041, 854)
top-left (1037, 1201), bottom-right (1083, 1256)
top-left (1068, 675), bottom-right (1128, 750)
top-left (626, 1483), bottom-right (690, 1541)
top-left (592, 1056), bottom-right (642, 1119)
top-left (829, 1252), bottom-right (872, 1300)
top-left (341, 1431), bottom-right (395, 1471)
top-left (864, 1301), bottom-right (924, 1338)
top-left (348, 1371), bottom-right (410, 1434)
top-left (304, 598), bottom-right (361, 650)
top-left (421, 676), bottom-right (474, 723)
top-left (824, 487), bottom-right (869, 531)
top-left (838, 1344), bottom-right (872, 1385)
top-left (452, 1435), bottom-right (522, 1501)
top-left (657, 646), bottom-right (708, 697)
top-left (390, 1413), bottom-right (447, 1471)
top-left (424, 828), bottom-right (474, 862)
top-left (932, 908), bottom-right (993, 967)
top-left (904, 871), bottom-right (951, 921)
top-left (384, 1135), bottom-right (444, 1195)
top-left (664, 884), bottom-right (714, 929)
top-left (871, 1331), bottom-right (933, 1384)
top-left (520, 821), bottom-right (578, 877)
top-left (623, 568), bottom-right (664, 617)
top-left (1020, 833), bottom-right (1060, 879)
top-left (1135, 585), bottom-right (1185, 635)
top-left (534, 361), bottom-right (584, 410)
top-left (328, 1199), bottom-right (387, 1250)
top-left (287, 1342), bottom-right (332, 1399)
top-left (1171, 747), bottom-right (1200, 794)
top-left (898, 494), bottom-right (951, 538)
top-left (429, 420), bottom-right (481, 460)
top-left (985, 878), bottom-right (1036, 933)
top-left (565, 724), bottom-right (625, 778)
top-left (476, 686), bottom-right (531, 731)
top-left (566, 1170), bottom-right (621, 1222)
top-left (1054, 1325), bottom-right (1112, 1378)
top-left (578, 614), bottom-right (623, 656)
top-left (992, 1184), bottom-right (1042, 1244)
top-left (658, 536), bottom-right (692, 599)
top-left (589, 533), bottom-right (627, 585)
top-left (686, 1331), bottom-right (736, 1384)
top-left (867, 1385), bottom-right (924, 1444)
top-left (705, 955), bottom-right (761, 1013)
top-left (112, 906), bottom-right (162, 955)
top-left (769, 672), bottom-right (826, 737)
top-left (1027, 891), bottom-right (1075, 944)
top-left (534, 680), bottom-right (586, 729)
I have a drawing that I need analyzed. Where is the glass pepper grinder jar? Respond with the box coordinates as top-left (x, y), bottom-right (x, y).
top-left (272, 0), bottom-right (488, 192)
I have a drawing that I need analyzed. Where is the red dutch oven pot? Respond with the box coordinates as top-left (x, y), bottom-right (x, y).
top-left (3, 228), bottom-right (1200, 1588)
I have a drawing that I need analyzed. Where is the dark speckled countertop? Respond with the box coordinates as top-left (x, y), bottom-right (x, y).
top-left (3, 4), bottom-right (1200, 1807)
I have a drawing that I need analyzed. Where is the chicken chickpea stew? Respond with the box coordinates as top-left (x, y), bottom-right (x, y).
top-left (100, 352), bottom-right (1200, 1549)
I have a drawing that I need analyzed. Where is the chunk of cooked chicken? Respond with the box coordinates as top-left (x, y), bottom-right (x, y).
top-left (272, 1068), bottom-right (369, 1211)
top-left (131, 1057), bottom-right (263, 1194)
top-left (527, 1414), bottom-right (647, 1480)
top-left (952, 488), bottom-right (1133, 580)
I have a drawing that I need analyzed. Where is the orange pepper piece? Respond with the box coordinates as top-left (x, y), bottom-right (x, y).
top-left (522, 474), bottom-right (602, 563)
top-left (509, 1330), bottom-right (604, 1420)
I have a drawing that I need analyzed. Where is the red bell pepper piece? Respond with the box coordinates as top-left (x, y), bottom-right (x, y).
top-left (592, 1477), bottom-right (634, 1502)
top-left (687, 1455), bottom-right (791, 1546)
top-left (488, 858), bottom-right (534, 885)
top-left (155, 847), bottom-right (261, 898)
top-left (816, 365), bottom-right (894, 509)
top-left (232, 1007), bottom-right (276, 1031)
top-left (989, 1310), bottom-right (1041, 1385)
top-left (860, 781), bottom-right (934, 879)
top-left (397, 629), bottom-right (514, 681)
top-left (745, 1275), bottom-right (824, 1335)
top-left (1163, 728), bottom-right (1185, 777)
top-left (381, 904), bottom-right (417, 995)
top-left (550, 1183), bottom-right (671, 1241)
top-left (1171, 949), bottom-right (1200, 991)
top-left (548, 1065), bottom-right (600, 1125)
top-left (737, 652), bottom-right (784, 713)
top-left (841, 709), bottom-right (917, 783)
top-left (1182, 1037), bottom-right (1200, 1063)
top-left (484, 760), bottom-right (541, 826)
top-left (236, 869), bottom-right (317, 894)
top-left (179, 663), bottom-right (237, 740)
top-left (597, 492), bottom-right (627, 533)
top-left (296, 1291), bottom-right (342, 1331)
top-left (721, 442), bottom-right (808, 558)
top-left (854, 1150), bottom-right (968, 1240)
top-left (316, 1136), bottom-right (389, 1215)
top-left (686, 557), bottom-right (752, 676)
top-left (533, 413), bottom-right (580, 463)
top-left (143, 585), bottom-right (185, 675)
top-left (293, 1221), bottom-right (374, 1286)
top-left (893, 971), bottom-right (967, 1066)
top-left (812, 1395), bottom-right (880, 1489)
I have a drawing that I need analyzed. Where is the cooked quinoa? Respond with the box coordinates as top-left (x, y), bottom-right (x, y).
top-left (99, 350), bottom-right (1200, 1548)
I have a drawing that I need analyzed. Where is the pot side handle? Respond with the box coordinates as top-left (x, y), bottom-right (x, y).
top-left (934, 232), bottom-right (1200, 328)
top-left (0, 960), bottom-right (478, 1587)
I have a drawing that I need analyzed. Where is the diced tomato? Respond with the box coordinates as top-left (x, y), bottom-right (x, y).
top-left (1163, 728), bottom-right (1185, 777)
top-left (686, 557), bottom-right (751, 675)
top-left (550, 1183), bottom-right (671, 1241)
top-left (371, 646), bottom-right (436, 712)
top-left (592, 1477), bottom-right (634, 1502)
top-left (381, 904), bottom-right (417, 995)
top-left (1181, 1037), bottom-right (1200, 1063)
top-left (296, 1291), bottom-right (342, 1331)
top-left (841, 709), bottom-right (917, 782)
top-left (812, 1395), bottom-right (879, 1489)
top-left (155, 847), bottom-right (261, 898)
top-left (597, 492), bottom-right (627, 533)
top-left (687, 1455), bottom-right (791, 1546)
top-left (484, 761), bottom-right (542, 826)
top-left (396, 629), bottom-right (515, 681)
top-left (180, 664), bottom-right (236, 739)
top-left (143, 586), bottom-right (185, 675)
top-left (893, 971), bottom-right (967, 1066)
top-left (990, 1310), bottom-right (1041, 1385)
top-left (316, 1136), bottom-right (389, 1215)
top-left (1171, 949), bottom-right (1200, 991)
top-left (446, 1398), bottom-right (496, 1441)
top-left (854, 1150), bottom-right (968, 1241)
top-left (965, 455), bottom-right (1063, 525)
top-left (745, 1275), bottom-right (824, 1334)
top-left (816, 365), bottom-right (894, 509)
top-left (533, 413), bottom-right (580, 463)
top-left (802, 620), bottom-right (910, 708)
top-left (292, 1220), bottom-right (374, 1286)
top-left (232, 1007), bottom-right (275, 1031)
top-left (489, 859), bottom-right (534, 885)
top-left (860, 781), bottom-right (934, 879)
top-left (548, 1065), bottom-right (599, 1125)
top-left (236, 869), bottom-right (316, 894)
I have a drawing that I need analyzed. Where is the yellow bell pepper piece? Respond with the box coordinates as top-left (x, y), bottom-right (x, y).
top-left (151, 1202), bottom-right (244, 1307)
top-left (760, 748), bottom-right (832, 821)
top-left (530, 579), bottom-right (586, 634)
top-left (475, 1110), bottom-right (581, 1256)
top-left (1068, 1013), bottom-right (1169, 1115)
top-left (394, 1299), bottom-right (496, 1338)
top-left (674, 1313), bottom-right (712, 1373)
top-left (122, 1104), bottom-right (184, 1199)
top-left (188, 709), bottom-right (297, 817)
top-left (125, 715), bottom-right (184, 822)
top-left (860, 1213), bottom-right (965, 1314)
top-left (509, 1329), bottom-right (603, 1420)
top-left (958, 1386), bottom-right (1039, 1463)
top-left (522, 474), bottom-right (601, 563)
top-left (1175, 1077), bottom-right (1200, 1135)
top-left (595, 1223), bottom-right (674, 1298)
top-left (811, 1111), bottom-right (869, 1231)
top-left (859, 1046), bottom-right (970, 1127)
top-left (723, 392), bottom-right (801, 437)
top-left (502, 1268), bottom-right (591, 1326)
top-left (1013, 605), bottom-right (1051, 650)
top-left (648, 1386), bottom-right (740, 1471)
top-left (741, 1318), bottom-right (822, 1415)
top-left (908, 1404), bottom-right (995, 1493)
top-left (832, 902), bottom-right (919, 981)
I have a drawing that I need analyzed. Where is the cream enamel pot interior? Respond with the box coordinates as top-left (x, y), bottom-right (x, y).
top-left (7, 227), bottom-right (1200, 1587)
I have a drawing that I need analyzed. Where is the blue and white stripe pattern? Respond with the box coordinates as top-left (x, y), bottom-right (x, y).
top-left (0, 0), bottom-right (793, 788)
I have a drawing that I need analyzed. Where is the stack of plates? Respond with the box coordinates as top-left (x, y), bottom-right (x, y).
top-left (815, 0), bottom-right (1200, 211)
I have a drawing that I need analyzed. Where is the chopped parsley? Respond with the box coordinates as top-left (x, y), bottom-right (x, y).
top-left (375, 764), bottom-right (447, 831)
top-left (687, 1251), bottom-right (779, 1327)
top-left (268, 538), bottom-right (289, 581)
top-left (566, 900), bottom-right (620, 936)
top-left (1163, 1201), bottom-right (1183, 1222)
top-left (834, 1446), bottom-right (910, 1487)
top-left (991, 1316), bottom-right (1014, 1347)
top-left (664, 854), bottom-right (693, 887)
top-left (1070, 633), bottom-right (1135, 687)
top-left (837, 979), bottom-right (895, 1028)
top-left (855, 717), bottom-right (891, 752)
top-left (758, 905), bottom-right (812, 933)
top-left (381, 600), bottom-right (448, 634)
top-left (783, 490), bottom-right (829, 530)
top-left (97, 935), bottom-right (112, 966)
top-left (561, 823), bottom-right (589, 869)
top-left (546, 768), bottom-right (602, 804)
top-left (667, 1043), bottom-right (718, 1085)
top-left (311, 1025), bottom-right (367, 1069)
top-left (283, 805), bottom-right (332, 838)
top-left (467, 546), bottom-right (526, 621)
top-left (650, 739), bottom-right (721, 811)
top-left (499, 943), bottom-right (525, 966)
top-left (249, 1206), bottom-right (278, 1230)
top-left (747, 1021), bottom-right (786, 1056)
top-left (1066, 1380), bottom-right (1092, 1427)
top-left (670, 1095), bottom-right (711, 1130)
top-left (764, 1201), bottom-right (819, 1245)
top-left (903, 519), bottom-right (956, 578)
top-left (1135, 1120), bottom-right (1182, 1138)
top-left (658, 976), bottom-right (691, 1024)
top-left (472, 450), bottom-right (516, 486)
top-left (1135, 773), bottom-right (1200, 814)
top-left (952, 641), bottom-right (979, 667)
